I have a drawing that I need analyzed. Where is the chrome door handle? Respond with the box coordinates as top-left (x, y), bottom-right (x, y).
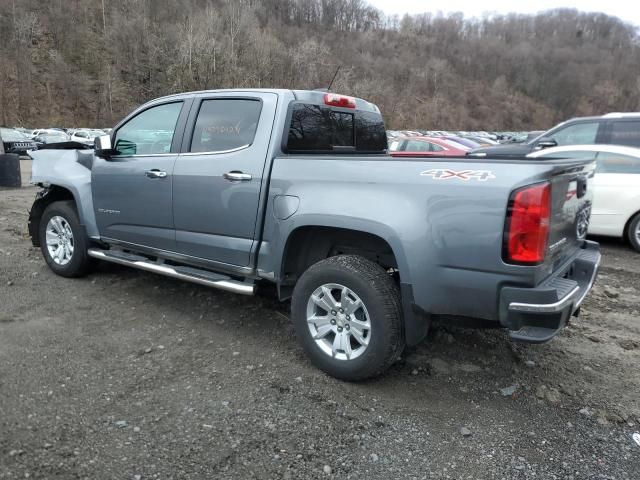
top-left (145, 169), bottom-right (167, 179)
top-left (223, 171), bottom-right (252, 182)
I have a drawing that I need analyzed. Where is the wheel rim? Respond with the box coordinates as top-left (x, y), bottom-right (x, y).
top-left (45, 216), bottom-right (74, 266)
top-left (306, 283), bottom-right (371, 361)
top-left (635, 221), bottom-right (640, 244)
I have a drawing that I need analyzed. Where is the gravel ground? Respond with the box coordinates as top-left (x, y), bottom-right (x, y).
top-left (1, 169), bottom-right (639, 479)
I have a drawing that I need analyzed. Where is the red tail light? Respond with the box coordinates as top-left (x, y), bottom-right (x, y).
top-left (324, 93), bottom-right (356, 108)
top-left (504, 182), bottom-right (551, 265)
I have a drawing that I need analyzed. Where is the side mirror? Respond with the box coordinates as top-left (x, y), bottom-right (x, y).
top-left (535, 137), bottom-right (557, 150)
top-left (94, 135), bottom-right (116, 158)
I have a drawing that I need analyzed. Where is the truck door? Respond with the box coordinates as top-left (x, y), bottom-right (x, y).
top-left (92, 100), bottom-right (189, 251)
top-left (172, 92), bottom-right (278, 267)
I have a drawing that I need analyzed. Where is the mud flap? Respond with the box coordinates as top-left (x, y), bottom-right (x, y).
top-left (401, 283), bottom-right (431, 346)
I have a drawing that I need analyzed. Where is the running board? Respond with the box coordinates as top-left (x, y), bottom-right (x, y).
top-left (87, 248), bottom-right (255, 295)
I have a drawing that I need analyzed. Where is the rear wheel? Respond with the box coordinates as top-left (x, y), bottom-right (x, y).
top-left (628, 213), bottom-right (640, 252)
top-left (39, 200), bottom-right (92, 277)
top-left (291, 255), bottom-right (404, 381)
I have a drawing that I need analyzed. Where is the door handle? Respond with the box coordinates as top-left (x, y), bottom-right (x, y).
top-left (223, 171), bottom-right (252, 182)
top-left (145, 169), bottom-right (167, 179)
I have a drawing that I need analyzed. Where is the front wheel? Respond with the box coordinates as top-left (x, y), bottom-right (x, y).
top-left (39, 200), bottom-right (92, 277)
top-left (291, 255), bottom-right (405, 381)
top-left (628, 213), bottom-right (640, 252)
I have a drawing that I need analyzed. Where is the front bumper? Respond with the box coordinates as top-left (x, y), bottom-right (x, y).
top-left (499, 241), bottom-right (601, 343)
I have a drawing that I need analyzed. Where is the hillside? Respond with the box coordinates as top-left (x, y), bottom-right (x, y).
top-left (0, 0), bottom-right (639, 130)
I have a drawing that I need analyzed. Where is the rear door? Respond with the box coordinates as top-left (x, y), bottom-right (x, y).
top-left (591, 151), bottom-right (640, 236)
top-left (92, 100), bottom-right (189, 251)
top-left (172, 92), bottom-right (278, 267)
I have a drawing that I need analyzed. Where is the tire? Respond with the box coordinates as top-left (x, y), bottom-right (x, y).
top-left (291, 255), bottom-right (405, 381)
top-left (39, 200), bottom-right (92, 277)
top-left (628, 213), bottom-right (640, 252)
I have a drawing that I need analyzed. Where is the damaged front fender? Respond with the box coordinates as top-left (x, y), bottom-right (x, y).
top-left (30, 149), bottom-right (99, 239)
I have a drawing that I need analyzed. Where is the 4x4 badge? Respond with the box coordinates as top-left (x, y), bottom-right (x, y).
top-left (420, 169), bottom-right (496, 181)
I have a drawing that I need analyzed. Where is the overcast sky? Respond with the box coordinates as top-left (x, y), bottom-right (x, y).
top-left (367, 0), bottom-right (640, 27)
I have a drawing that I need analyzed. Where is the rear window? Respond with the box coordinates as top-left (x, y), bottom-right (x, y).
top-left (609, 121), bottom-right (640, 148)
top-left (286, 103), bottom-right (386, 153)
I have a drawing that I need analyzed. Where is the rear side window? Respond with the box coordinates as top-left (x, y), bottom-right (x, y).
top-left (190, 99), bottom-right (262, 153)
top-left (609, 121), bottom-right (640, 148)
top-left (405, 140), bottom-right (431, 152)
top-left (596, 152), bottom-right (640, 174)
top-left (286, 103), bottom-right (386, 153)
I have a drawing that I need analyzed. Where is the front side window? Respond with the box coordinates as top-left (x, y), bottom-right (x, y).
top-left (596, 152), bottom-right (640, 174)
top-left (549, 122), bottom-right (599, 146)
top-left (609, 121), bottom-right (640, 148)
top-left (114, 102), bottom-right (183, 156)
top-left (190, 99), bottom-right (262, 153)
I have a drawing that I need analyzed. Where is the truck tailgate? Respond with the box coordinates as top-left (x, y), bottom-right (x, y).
top-left (545, 160), bottom-right (596, 270)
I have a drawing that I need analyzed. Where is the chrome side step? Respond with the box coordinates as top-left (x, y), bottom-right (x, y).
top-left (87, 248), bottom-right (255, 295)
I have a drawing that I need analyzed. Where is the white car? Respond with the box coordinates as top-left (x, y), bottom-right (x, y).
top-left (528, 144), bottom-right (640, 251)
top-left (70, 129), bottom-right (104, 146)
top-left (28, 129), bottom-right (59, 139)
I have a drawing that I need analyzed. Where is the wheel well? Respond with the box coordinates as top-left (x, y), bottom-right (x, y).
top-left (279, 226), bottom-right (398, 299)
top-left (28, 186), bottom-right (76, 246)
top-left (623, 210), bottom-right (640, 243)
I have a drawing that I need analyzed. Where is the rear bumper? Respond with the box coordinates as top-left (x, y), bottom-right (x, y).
top-left (499, 241), bottom-right (601, 343)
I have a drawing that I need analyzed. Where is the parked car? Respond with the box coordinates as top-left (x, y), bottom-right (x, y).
top-left (28, 89), bottom-right (600, 380)
top-left (34, 131), bottom-right (71, 145)
top-left (463, 135), bottom-right (499, 146)
top-left (471, 112), bottom-right (640, 157)
top-left (0, 127), bottom-right (37, 155)
top-left (438, 135), bottom-right (481, 149)
top-left (528, 144), bottom-right (640, 251)
top-left (28, 129), bottom-right (58, 139)
top-left (69, 129), bottom-right (103, 146)
top-left (389, 136), bottom-right (468, 156)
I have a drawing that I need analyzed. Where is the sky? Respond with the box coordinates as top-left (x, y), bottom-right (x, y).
top-left (367, 0), bottom-right (640, 27)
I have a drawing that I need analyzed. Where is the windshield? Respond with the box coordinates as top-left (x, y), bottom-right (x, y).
top-left (0, 128), bottom-right (28, 141)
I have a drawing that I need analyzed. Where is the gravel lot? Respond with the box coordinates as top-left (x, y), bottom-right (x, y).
top-left (1, 164), bottom-right (639, 479)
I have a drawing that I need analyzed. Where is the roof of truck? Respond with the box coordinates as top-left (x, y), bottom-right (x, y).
top-left (147, 89), bottom-right (381, 113)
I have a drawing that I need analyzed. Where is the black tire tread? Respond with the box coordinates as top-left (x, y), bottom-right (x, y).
top-left (292, 254), bottom-right (405, 381)
top-left (39, 200), bottom-right (92, 278)
top-left (628, 213), bottom-right (640, 252)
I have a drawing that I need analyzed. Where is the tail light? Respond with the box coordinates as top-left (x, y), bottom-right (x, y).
top-left (324, 93), bottom-right (356, 109)
top-left (503, 182), bottom-right (551, 265)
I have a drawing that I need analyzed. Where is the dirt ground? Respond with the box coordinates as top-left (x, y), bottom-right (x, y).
top-left (1, 164), bottom-right (639, 479)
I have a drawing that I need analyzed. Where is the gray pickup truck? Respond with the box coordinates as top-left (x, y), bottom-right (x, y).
top-left (28, 89), bottom-right (600, 380)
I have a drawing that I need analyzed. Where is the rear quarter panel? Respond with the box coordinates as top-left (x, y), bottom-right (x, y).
top-left (259, 156), bottom-right (587, 320)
